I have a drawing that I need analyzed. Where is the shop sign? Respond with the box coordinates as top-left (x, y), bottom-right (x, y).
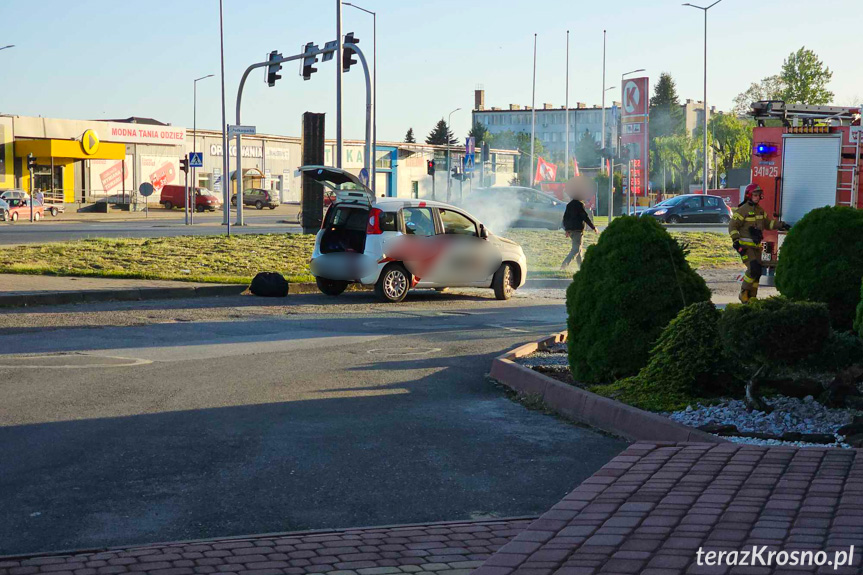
top-left (209, 144), bottom-right (263, 158)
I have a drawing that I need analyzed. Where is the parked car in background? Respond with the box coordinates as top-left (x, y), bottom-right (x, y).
top-left (0, 198), bottom-right (9, 222)
top-left (461, 186), bottom-right (567, 231)
top-left (1, 198), bottom-right (44, 222)
top-left (231, 188), bottom-right (280, 210)
top-left (295, 190), bottom-right (336, 224)
top-left (0, 189), bottom-right (30, 203)
top-left (160, 185), bottom-right (221, 212)
top-left (639, 194), bottom-right (732, 224)
top-left (301, 166), bottom-right (528, 303)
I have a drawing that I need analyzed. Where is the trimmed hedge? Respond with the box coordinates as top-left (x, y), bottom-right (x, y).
top-left (855, 278), bottom-right (863, 335)
top-left (775, 206), bottom-right (863, 330)
top-left (566, 216), bottom-right (711, 383)
top-left (718, 296), bottom-right (830, 369)
top-left (590, 302), bottom-right (730, 411)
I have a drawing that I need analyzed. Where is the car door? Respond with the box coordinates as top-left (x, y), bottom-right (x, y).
top-left (528, 190), bottom-right (564, 229)
top-left (702, 195), bottom-right (724, 223)
top-left (678, 197), bottom-right (704, 222)
top-left (423, 208), bottom-right (500, 287)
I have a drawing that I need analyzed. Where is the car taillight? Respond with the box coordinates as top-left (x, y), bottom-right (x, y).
top-left (367, 207), bottom-right (383, 235)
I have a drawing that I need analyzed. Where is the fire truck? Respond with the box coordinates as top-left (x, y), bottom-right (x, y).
top-left (747, 100), bottom-right (862, 284)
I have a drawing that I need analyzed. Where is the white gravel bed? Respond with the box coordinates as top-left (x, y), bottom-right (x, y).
top-left (515, 345), bottom-right (568, 368)
top-left (670, 396), bottom-right (861, 448)
top-left (724, 436), bottom-right (851, 449)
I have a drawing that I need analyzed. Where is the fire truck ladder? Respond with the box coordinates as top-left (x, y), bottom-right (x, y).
top-left (750, 100), bottom-right (861, 127)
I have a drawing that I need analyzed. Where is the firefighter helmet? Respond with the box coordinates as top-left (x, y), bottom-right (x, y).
top-left (744, 183), bottom-right (764, 202)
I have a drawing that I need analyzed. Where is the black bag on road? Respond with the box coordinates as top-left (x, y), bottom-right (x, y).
top-left (250, 272), bottom-right (289, 297)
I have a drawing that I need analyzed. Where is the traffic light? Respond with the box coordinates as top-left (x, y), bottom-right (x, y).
top-left (343, 32), bottom-right (359, 72)
top-left (427, 159), bottom-right (435, 176)
top-left (27, 153), bottom-right (36, 171)
top-left (302, 42), bottom-right (319, 81)
top-left (179, 157), bottom-right (189, 174)
top-left (266, 50), bottom-right (283, 87)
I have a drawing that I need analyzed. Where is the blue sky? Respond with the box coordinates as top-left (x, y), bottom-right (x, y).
top-left (1, 0), bottom-right (860, 144)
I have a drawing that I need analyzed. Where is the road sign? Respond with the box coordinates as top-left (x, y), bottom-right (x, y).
top-left (138, 182), bottom-right (154, 197)
top-left (359, 168), bottom-right (369, 187)
top-left (189, 152), bottom-right (203, 168)
top-left (227, 124), bottom-right (256, 136)
top-left (82, 129), bottom-right (100, 156)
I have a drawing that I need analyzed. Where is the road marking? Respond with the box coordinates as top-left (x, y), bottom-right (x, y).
top-left (486, 324), bottom-right (531, 333)
top-left (367, 347), bottom-right (441, 356)
top-left (0, 353), bottom-right (152, 369)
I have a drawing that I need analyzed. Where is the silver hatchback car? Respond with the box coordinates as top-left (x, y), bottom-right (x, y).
top-left (301, 166), bottom-right (528, 303)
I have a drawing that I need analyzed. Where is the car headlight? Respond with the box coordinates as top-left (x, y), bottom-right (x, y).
top-left (654, 209), bottom-right (667, 216)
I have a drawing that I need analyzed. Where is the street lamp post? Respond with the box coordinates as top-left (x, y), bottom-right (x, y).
top-left (0, 45), bottom-right (14, 52)
top-left (344, 2), bottom-right (376, 193)
top-left (684, 0), bottom-right (724, 193)
top-left (191, 74), bottom-right (214, 225)
top-left (600, 31), bottom-right (606, 161)
top-left (621, 69), bottom-right (645, 215)
top-left (446, 107), bottom-right (461, 203)
top-left (218, 0), bottom-right (230, 235)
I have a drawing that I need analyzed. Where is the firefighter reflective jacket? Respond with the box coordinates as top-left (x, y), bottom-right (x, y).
top-left (728, 202), bottom-right (780, 248)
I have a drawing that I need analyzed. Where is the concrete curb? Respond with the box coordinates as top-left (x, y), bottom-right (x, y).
top-left (490, 331), bottom-right (725, 444)
top-left (0, 284), bottom-right (248, 309)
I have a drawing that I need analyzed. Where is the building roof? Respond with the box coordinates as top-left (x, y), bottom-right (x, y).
top-left (100, 117), bottom-right (170, 126)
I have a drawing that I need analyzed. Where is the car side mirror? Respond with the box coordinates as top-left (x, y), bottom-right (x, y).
top-left (480, 225), bottom-right (489, 240)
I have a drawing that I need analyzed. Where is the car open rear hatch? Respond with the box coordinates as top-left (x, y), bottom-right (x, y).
top-left (298, 166), bottom-right (374, 206)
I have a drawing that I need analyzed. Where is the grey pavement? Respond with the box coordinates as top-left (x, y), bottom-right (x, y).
top-left (0, 291), bottom-right (627, 556)
top-left (0, 274), bottom-right (221, 294)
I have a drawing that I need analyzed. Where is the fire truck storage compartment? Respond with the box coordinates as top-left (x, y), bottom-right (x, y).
top-left (780, 135), bottom-right (842, 224)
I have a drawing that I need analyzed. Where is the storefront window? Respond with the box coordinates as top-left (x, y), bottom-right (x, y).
top-left (33, 164), bottom-right (63, 202)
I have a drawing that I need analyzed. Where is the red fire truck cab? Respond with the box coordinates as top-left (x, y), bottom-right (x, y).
top-left (748, 101), bottom-right (861, 283)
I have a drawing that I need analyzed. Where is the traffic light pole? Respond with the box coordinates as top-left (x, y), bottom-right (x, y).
top-left (184, 167), bottom-right (190, 225)
top-left (233, 41), bottom-right (371, 225)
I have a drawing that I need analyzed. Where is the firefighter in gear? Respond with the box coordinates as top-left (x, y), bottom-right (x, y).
top-left (728, 183), bottom-right (787, 303)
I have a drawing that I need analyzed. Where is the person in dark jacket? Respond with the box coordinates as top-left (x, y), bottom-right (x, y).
top-left (560, 179), bottom-right (597, 270)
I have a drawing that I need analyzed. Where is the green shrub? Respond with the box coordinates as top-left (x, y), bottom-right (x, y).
top-left (802, 330), bottom-right (863, 373)
top-left (775, 206), bottom-right (863, 330)
top-left (566, 216), bottom-right (711, 383)
top-left (855, 278), bottom-right (863, 335)
top-left (719, 296), bottom-right (830, 369)
top-left (589, 302), bottom-right (731, 411)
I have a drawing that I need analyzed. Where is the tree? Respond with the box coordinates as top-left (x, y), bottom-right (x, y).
top-left (425, 119), bottom-right (457, 146)
top-left (404, 128), bottom-right (415, 143)
top-left (486, 130), bottom-right (543, 185)
top-left (654, 135), bottom-right (701, 192)
top-left (732, 75), bottom-right (785, 117)
top-left (779, 47), bottom-right (834, 105)
top-left (468, 122), bottom-right (489, 145)
top-left (649, 72), bottom-right (685, 139)
top-left (708, 113), bottom-right (753, 179)
top-left (574, 129), bottom-right (601, 168)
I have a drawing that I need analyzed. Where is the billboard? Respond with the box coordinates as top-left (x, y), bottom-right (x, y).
top-left (90, 158), bottom-right (132, 198)
top-left (620, 77), bottom-right (649, 196)
top-left (140, 156), bottom-right (179, 198)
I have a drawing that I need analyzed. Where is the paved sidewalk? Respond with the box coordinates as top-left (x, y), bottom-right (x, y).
top-left (0, 518), bottom-right (533, 575)
top-left (475, 443), bottom-right (863, 575)
top-left (0, 275), bottom-right (218, 295)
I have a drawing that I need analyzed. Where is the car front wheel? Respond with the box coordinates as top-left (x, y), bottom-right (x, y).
top-left (34, 212), bottom-right (41, 222)
top-left (163, 201), bottom-right (173, 210)
top-left (375, 263), bottom-right (410, 303)
top-left (492, 262), bottom-right (516, 300)
top-left (50, 207), bottom-right (58, 217)
top-left (11, 212), bottom-right (18, 222)
top-left (719, 214), bottom-right (730, 224)
top-left (255, 200), bottom-right (264, 210)
top-left (316, 277), bottom-right (348, 296)
top-left (667, 214), bottom-right (681, 224)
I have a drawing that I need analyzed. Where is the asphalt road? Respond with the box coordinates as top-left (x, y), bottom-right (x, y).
top-left (0, 290), bottom-right (627, 556)
top-left (0, 205), bottom-right (729, 245)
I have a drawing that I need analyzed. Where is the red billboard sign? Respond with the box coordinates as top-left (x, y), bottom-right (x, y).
top-left (621, 77), bottom-right (649, 196)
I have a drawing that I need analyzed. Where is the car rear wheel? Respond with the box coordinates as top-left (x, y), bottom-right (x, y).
top-left (492, 262), bottom-right (516, 301)
top-left (269, 205), bottom-right (277, 210)
top-left (375, 263), bottom-right (410, 303)
top-left (255, 200), bottom-right (264, 210)
top-left (667, 215), bottom-right (681, 224)
top-left (316, 277), bottom-right (349, 296)
top-left (163, 201), bottom-right (173, 210)
top-left (50, 206), bottom-right (58, 217)
top-left (719, 214), bottom-right (730, 224)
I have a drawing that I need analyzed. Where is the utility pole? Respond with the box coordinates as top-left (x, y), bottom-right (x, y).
top-left (530, 33), bottom-right (537, 186)
top-left (218, 0), bottom-right (230, 235)
top-left (565, 30), bottom-right (570, 180)
top-left (446, 107), bottom-right (461, 203)
top-left (192, 74), bottom-right (213, 225)
top-left (336, 0), bottom-right (344, 168)
top-left (601, 30), bottom-right (606, 167)
top-left (344, 3), bottom-right (376, 192)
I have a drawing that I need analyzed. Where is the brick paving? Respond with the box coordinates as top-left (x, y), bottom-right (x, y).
top-left (0, 518), bottom-right (533, 575)
top-left (475, 443), bottom-right (863, 575)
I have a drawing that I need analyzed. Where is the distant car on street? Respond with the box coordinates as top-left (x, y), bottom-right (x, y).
top-left (231, 188), bottom-right (280, 210)
top-left (1, 198), bottom-right (44, 222)
top-left (0, 189), bottom-right (30, 204)
top-left (160, 185), bottom-right (222, 212)
top-left (639, 194), bottom-right (732, 224)
top-left (461, 186), bottom-right (567, 230)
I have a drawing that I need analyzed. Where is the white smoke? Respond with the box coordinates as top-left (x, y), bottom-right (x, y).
top-left (458, 192), bottom-right (524, 236)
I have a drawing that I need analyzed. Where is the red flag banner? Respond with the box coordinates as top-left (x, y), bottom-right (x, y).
top-left (535, 156), bottom-right (558, 183)
top-left (572, 156), bottom-right (581, 177)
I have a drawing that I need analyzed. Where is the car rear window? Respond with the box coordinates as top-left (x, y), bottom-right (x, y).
top-left (325, 206), bottom-right (369, 230)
